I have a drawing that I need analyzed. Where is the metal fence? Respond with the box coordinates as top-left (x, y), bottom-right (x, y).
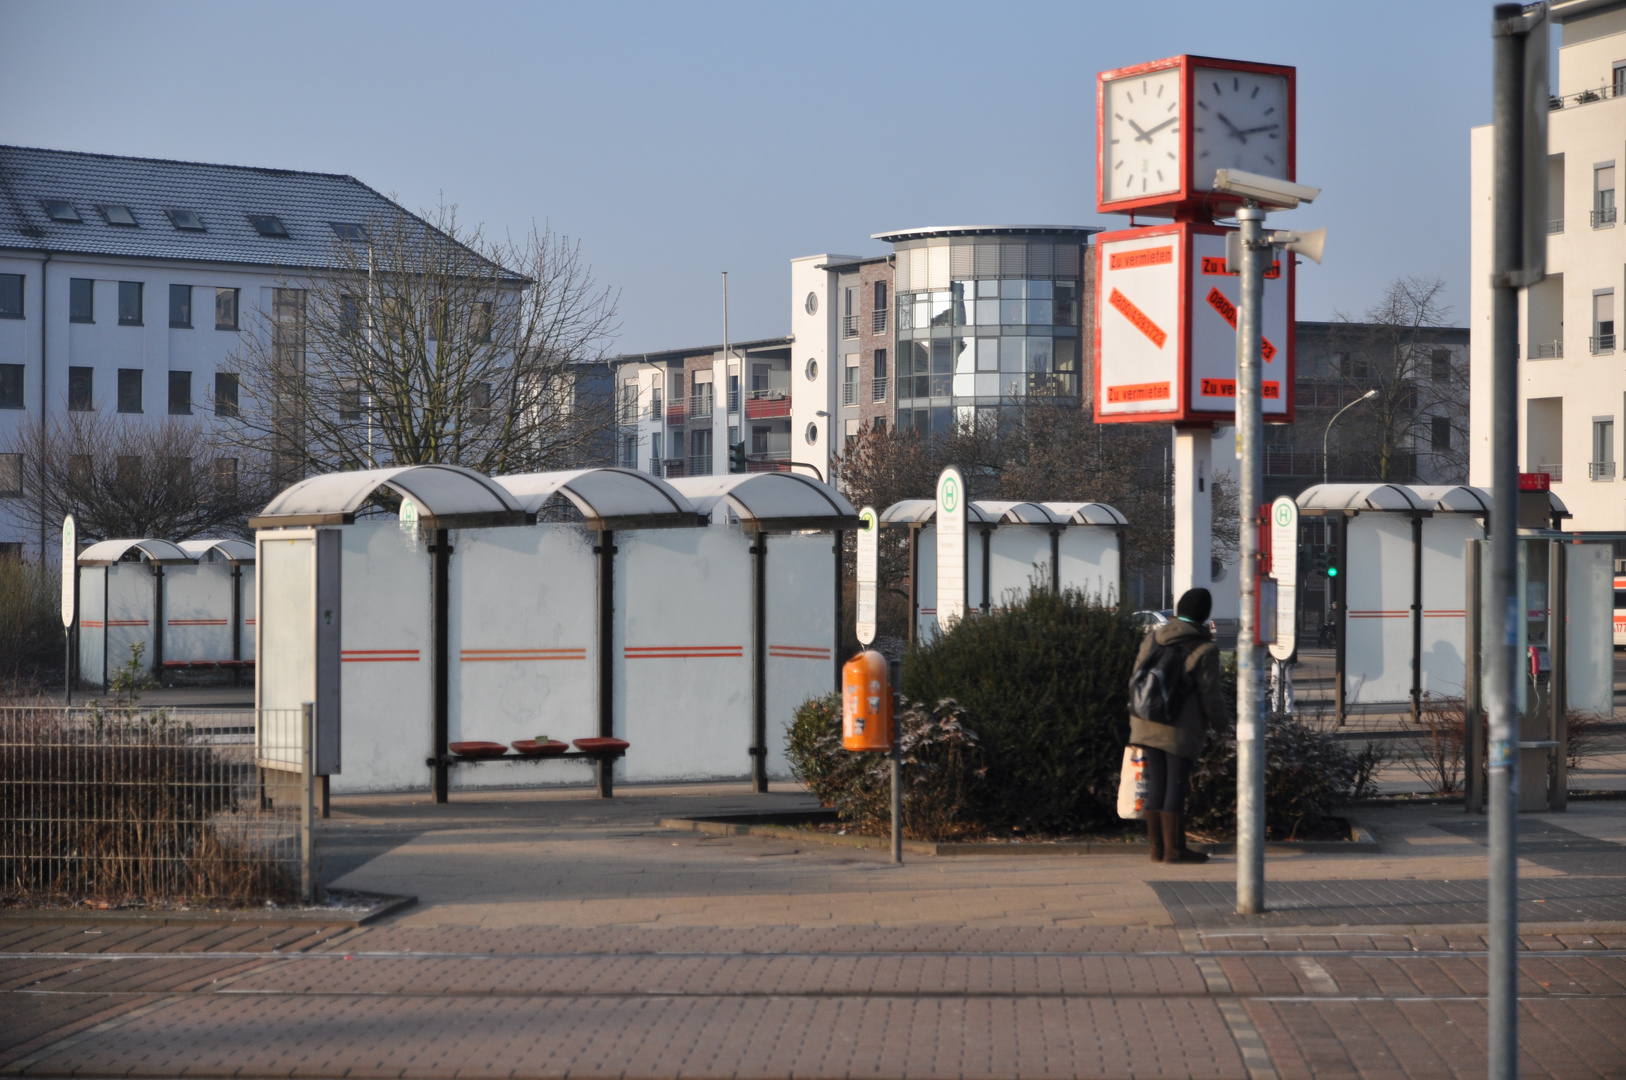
top-left (0, 705), bottom-right (314, 907)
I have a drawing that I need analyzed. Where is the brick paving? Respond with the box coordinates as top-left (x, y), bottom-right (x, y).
top-left (3, 788), bottom-right (1626, 1077)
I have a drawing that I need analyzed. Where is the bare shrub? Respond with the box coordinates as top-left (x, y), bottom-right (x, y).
top-left (1400, 694), bottom-right (1467, 796)
top-left (1566, 711), bottom-right (1609, 772)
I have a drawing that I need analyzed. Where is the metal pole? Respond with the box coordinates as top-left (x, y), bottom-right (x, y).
top-left (1488, 6), bottom-right (1527, 1073)
top-left (890, 738), bottom-right (902, 865)
top-left (596, 529), bottom-right (615, 799)
top-left (301, 701), bottom-right (314, 904)
top-left (1411, 514), bottom-right (1424, 725)
top-left (1235, 202), bottom-right (1267, 916)
top-left (907, 525), bottom-right (919, 646)
top-left (1549, 539), bottom-right (1567, 810)
top-left (751, 530), bottom-right (768, 793)
top-left (1335, 515), bottom-right (1348, 726)
top-left (431, 529), bottom-right (451, 804)
top-left (1465, 539), bottom-right (1485, 814)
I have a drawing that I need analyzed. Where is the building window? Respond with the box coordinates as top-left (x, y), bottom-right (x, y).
top-left (1593, 419), bottom-right (1616, 480)
top-left (329, 223), bottom-right (368, 241)
top-left (874, 281), bottom-right (887, 312)
top-left (470, 381), bottom-right (493, 423)
top-left (68, 367), bottom-right (93, 411)
top-left (0, 542), bottom-right (20, 559)
top-left (214, 372), bottom-right (239, 418)
top-left (213, 458), bottom-right (238, 499)
top-left (1431, 416), bottom-right (1452, 451)
top-left (116, 455), bottom-right (142, 490)
top-left (165, 209), bottom-right (206, 231)
top-left (169, 284), bottom-right (192, 328)
top-left (0, 453), bottom-right (22, 497)
top-left (0, 274), bottom-right (21, 319)
top-left (339, 295), bottom-right (361, 336)
top-left (843, 362), bottom-right (859, 407)
top-left (649, 432), bottom-right (664, 476)
top-left (42, 200), bottom-right (81, 223)
top-left (117, 368), bottom-right (143, 413)
top-left (0, 364), bottom-right (22, 409)
top-left (1594, 164), bottom-right (1616, 227)
top-left (1594, 291), bottom-right (1616, 354)
top-left (1431, 348), bottom-right (1452, 383)
top-left (248, 214), bottom-right (289, 238)
top-left (168, 370), bottom-right (191, 415)
top-left (843, 287), bottom-right (857, 337)
top-left (1615, 61), bottom-right (1626, 97)
top-left (118, 281), bottom-right (143, 326)
top-left (339, 379), bottom-right (363, 421)
top-left (100, 204), bottom-right (137, 227)
top-left (472, 301), bottom-right (493, 343)
top-left (69, 278), bottom-right (94, 323)
top-left (215, 288), bottom-right (239, 330)
top-left (873, 416), bottom-right (887, 434)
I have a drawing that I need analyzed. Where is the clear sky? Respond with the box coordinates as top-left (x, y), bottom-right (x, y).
top-left (1, 1), bottom-right (1496, 353)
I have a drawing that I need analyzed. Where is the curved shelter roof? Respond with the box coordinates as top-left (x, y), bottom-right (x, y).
top-left (78, 539), bottom-right (194, 566)
top-left (493, 468), bottom-right (699, 530)
top-left (251, 465), bottom-right (528, 530)
top-left (668, 473), bottom-right (859, 532)
top-left (178, 539), bottom-right (256, 563)
top-left (877, 499), bottom-right (997, 526)
top-left (1043, 501), bottom-right (1130, 526)
top-left (1298, 482), bottom-right (1567, 518)
top-left (878, 499), bottom-right (1124, 527)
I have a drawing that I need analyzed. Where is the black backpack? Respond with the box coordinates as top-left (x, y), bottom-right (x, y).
top-left (1128, 635), bottom-right (1195, 724)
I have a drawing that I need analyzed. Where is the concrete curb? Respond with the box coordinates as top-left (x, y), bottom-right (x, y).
top-left (659, 814), bottom-right (1381, 856)
top-left (0, 892), bottom-right (416, 926)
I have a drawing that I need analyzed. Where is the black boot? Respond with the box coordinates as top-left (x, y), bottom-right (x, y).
top-left (1145, 810), bottom-right (1164, 861)
top-left (1161, 812), bottom-right (1209, 864)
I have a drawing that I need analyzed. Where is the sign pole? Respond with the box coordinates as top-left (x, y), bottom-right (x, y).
top-left (60, 514), bottom-right (76, 706)
top-left (1235, 203), bottom-right (1267, 916)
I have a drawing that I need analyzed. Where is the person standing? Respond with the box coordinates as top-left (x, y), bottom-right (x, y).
top-left (1128, 588), bottom-right (1227, 864)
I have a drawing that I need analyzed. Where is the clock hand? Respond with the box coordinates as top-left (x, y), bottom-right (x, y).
top-left (1216, 112), bottom-right (1247, 144)
top-left (1125, 117), bottom-right (1151, 142)
top-left (1239, 123), bottom-right (1280, 135)
top-left (1138, 116), bottom-right (1178, 139)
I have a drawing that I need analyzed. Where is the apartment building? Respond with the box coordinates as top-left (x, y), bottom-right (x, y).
top-left (1470, 0), bottom-right (1626, 528)
top-left (0, 145), bottom-right (488, 559)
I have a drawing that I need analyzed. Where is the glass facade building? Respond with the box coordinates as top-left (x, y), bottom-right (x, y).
top-left (876, 226), bottom-right (1096, 436)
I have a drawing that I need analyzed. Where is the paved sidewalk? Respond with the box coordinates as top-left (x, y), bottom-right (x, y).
top-left (2, 784), bottom-right (1624, 1078)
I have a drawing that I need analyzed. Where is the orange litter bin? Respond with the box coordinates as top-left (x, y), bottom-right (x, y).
top-left (842, 649), bottom-right (893, 751)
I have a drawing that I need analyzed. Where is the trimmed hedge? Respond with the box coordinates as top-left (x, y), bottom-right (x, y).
top-left (901, 585), bottom-right (1142, 832)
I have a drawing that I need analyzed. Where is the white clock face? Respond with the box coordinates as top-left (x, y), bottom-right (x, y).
top-left (1191, 67), bottom-right (1289, 185)
top-left (1102, 67), bottom-right (1182, 203)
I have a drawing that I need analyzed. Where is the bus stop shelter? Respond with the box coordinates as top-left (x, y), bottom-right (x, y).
top-left (75, 538), bottom-right (194, 687)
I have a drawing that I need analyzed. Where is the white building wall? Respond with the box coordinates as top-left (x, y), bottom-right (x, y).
top-left (1470, 9), bottom-right (1626, 530)
top-left (790, 255), bottom-right (857, 483)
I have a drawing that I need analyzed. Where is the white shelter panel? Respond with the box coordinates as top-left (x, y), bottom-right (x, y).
top-left (1419, 515), bottom-right (1483, 696)
top-left (256, 534), bottom-right (313, 769)
top-left (915, 524), bottom-right (939, 640)
top-left (617, 524), bottom-right (751, 782)
top-left (241, 565), bottom-right (257, 662)
top-left (335, 523), bottom-right (432, 794)
top-left (966, 526), bottom-right (989, 614)
top-left (449, 524), bottom-right (599, 790)
top-left (1344, 514), bottom-right (1416, 704)
top-left (162, 562), bottom-right (234, 662)
top-left (1567, 543), bottom-right (1615, 717)
top-left (766, 531), bottom-right (836, 779)
top-left (105, 564), bottom-right (155, 677)
top-left (78, 566), bottom-right (106, 686)
top-left (989, 526), bottom-right (1054, 607)
top-left (1058, 528), bottom-right (1119, 604)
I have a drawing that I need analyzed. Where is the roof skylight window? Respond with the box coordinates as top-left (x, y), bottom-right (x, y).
top-left (165, 209), bottom-right (206, 231)
top-left (100, 205), bottom-right (138, 227)
top-left (42, 200), bottom-right (82, 223)
top-left (248, 214), bottom-right (289, 238)
top-left (329, 223), bottom-right (368, 241)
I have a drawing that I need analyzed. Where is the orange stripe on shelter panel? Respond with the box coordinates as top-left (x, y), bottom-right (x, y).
top-left (461, 648), bottom-right (587, 662)
top-left (342, 649), bottom-right (421, 663)
top-left (1108, 246), bottom-right (1173, 271)
top-left (1423, 610), bottom-right (1466, 617)
top-left (769, 646), bottom-right (833, 659)
top-left (1107, 288), bottom-right (1167, 348)
top-left (625, 645), bottom-right (744, 659)
top-left (106, 619), bottom-right (149, 627)
top-left (81, 621), bottom-right (104, 628)
top-left (168, 619), bottom-right (229, 626)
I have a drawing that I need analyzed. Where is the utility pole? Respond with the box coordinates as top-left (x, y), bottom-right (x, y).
top-left (1487, 5), bottom-right (1548, 1077)
top-left (1234, 203), bottom-right (1267, 916)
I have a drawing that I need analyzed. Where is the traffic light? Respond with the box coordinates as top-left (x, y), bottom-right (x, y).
top-left (729, 442), bottom-right (747, 473)
top-left (1308, 546), bottom-right (1328, 577)
top-left (1325, 545), bottom-right (1340, 579)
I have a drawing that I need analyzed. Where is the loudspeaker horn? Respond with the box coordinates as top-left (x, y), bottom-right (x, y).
top-left (1273, 228), bottom-right (1326, 265)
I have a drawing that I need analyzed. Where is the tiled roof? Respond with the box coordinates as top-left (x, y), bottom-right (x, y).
top-left (0, 145), bottom-right (519, 278)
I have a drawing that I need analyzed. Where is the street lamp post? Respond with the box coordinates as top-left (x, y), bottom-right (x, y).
top-left (1322, 389), bottom-right (1378, 485)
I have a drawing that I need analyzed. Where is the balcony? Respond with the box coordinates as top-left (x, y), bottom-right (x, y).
top-left (1592, 206), bottom-right (1616, 228)
top-left (686, 454), bottom-right (712, 477)
top-left (744, 389), bottom-right (791, 419)
top-left (665, 403), bottom-right (686, 426)
top-left (662, 458), bottom-right (685, 478)
top-left (689, 392), bottom-right (714, 420)
top-left (1549, 82), bottom-right (1624, 110)
top-left (1539, 463), bottom-right (1564, 482)
top-left (727, 389), bottom-right (740, 413)
top-left (1591, 334), bottom-right (1616, 355)
top-left (645, 401), bottom-right (663, 421)
top-left (872, 309), bottom-right (888, 333)
top-left (872, 377), bottom-right (888, 403)
top-left (746, 450), bottom-right (791, 473)
top-left (842, 315), bottom-right (859, 338)
top-left (1547, 217), bottom-right (1565, 234)
top-left (1590, 460), bottom-right (1616, 481)
top-left (1533, 340), bottom-right (1564, 359)
top-left (842, 380), bottom-right (858, 407)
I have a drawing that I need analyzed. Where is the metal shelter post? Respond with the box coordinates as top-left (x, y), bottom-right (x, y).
top-left (1549, 538), bottom-right (1567, 811)
top-left (301, 701), bottom-right (315, 904)
top-left (430, 528), bottom-right (451, 804)
top-left (751, 529), bottom-right (768, 793)
top-left (980, 528), bottom-right (992, 614)
top-left (1411, 513), bottom-right (1424, 725)
top-left (1335, 514), bottom-right (1349, 726)
top-left (1464, 539), bottom-right (1486, 815)
top-left (907, 525), bottom-right (920, 645)
top-left (1049, 529), bottom-right (1061, 594)
top-left (596, 529), bottom-right (616, 799)
top-left (153, 563), bottom-right (165, 679)
top-left (1235, 201), bottom-right (1267, 916)
top-left (833, 529), bottom-right (844, 690)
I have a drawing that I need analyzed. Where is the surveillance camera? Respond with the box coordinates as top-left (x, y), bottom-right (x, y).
top-left (1211, 169), bottom-right (1321, 209)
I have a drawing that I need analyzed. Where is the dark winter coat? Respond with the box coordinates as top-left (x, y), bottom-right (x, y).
top-left (1128, 618), bottom-right (1227, 760)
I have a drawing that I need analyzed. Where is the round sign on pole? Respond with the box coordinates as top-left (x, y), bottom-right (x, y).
top-left (60, 514), bottom-right (76, 629)
top-left (855, 506), bottom-right (878, 646)
top-left (1268, 496), bottom-right (1298, 662)
top-left (936, 467), bottom-right (967, 629)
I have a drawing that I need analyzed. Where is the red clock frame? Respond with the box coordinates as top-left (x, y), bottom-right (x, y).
top-left (1095, 55), bottom-right (1297, 219)
top-left (1091, 221), bottom-right (1297, 426)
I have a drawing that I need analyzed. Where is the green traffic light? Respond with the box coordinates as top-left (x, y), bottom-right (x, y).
top-left (1327, 565), bottom-right (1339, 578)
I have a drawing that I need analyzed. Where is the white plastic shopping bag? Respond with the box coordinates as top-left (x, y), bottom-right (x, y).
top-left (1117, 745), bottom-right (1149, 820)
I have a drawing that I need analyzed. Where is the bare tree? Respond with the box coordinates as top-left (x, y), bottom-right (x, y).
top-left (222, 205), bottom-right (619, 483)
top-left (3, 412), bottom-right (271, 542)
top-left (1326, 277), bottom-right (1465, 483)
